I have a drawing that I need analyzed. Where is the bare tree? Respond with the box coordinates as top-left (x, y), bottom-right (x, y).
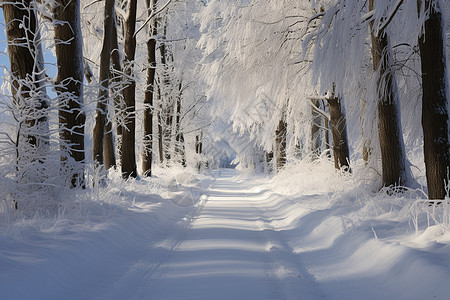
top-left (53, 0), bottom-right (85, 187)
top-left (418, 0), bottom-right (450, 199)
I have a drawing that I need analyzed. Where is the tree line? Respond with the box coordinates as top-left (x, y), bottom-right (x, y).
top-left (197, 0), bottom-right (449, 200)
top-left (1, 0), bottom-right (206, 210)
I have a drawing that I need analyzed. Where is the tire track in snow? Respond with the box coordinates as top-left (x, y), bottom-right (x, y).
top-left (146, 169), bottom-right (276, 299)
top-left (146, 169), bottom-right (328, 299)
top-left (253, 196), bottom-right (328, 300)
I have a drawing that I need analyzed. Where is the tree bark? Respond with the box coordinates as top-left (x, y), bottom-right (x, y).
top-left (54, 0), bottom-right (85, 188)
top-left (369, 0), bottom-right (406, 187)
top-left (3, 0), bottom-right (49, 172)
top-left (174, 82), bottom-right (186, 167)
top-left (157, 95), bottom-right (164, 164)
top-left (275, 114), bottom-right (287, 172)
top-left (164, 104), bottom-right (174, 164)
top-left (158, 19), bottom-right (174, 165)
top-left (195, 132), bottom-right (203, 171)
top-left (93, 0), bottom-right (115, 168)
top-left (360, 98), bottom-right (372, 165)
top-left (103, 119), bottom-right (116, 169)
top-left (121, 0), bottom-right (138, 178)
top-left (328, 94), bottom-right (350, 171)
top-left (142, 0), bottom-right (158, 176)
top-left (322, 100), bottom-right (331, 159)
top-left (311, 99), bottom-right (321, 160)
top-left (110, 11), bottom-right (123, 139)
top-left (418, 0), bottom-right (450, 199)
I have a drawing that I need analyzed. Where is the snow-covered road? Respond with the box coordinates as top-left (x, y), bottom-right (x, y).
top-left (147, 169), bottom-right (323, 299)
top-left (2, 168), bottom-right (450, 300)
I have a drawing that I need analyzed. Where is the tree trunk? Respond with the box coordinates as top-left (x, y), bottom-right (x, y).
top-left (158, 96), bottom-right (164, 164)
top-left (360, 98), bottom-right (372, 165)
top-left (369, 0), bottom-right (406, 187)
top-left (328, 94), bottom-right (350, 171)
top-left (121, 0), bottom-right (138, 178)
top-left (275, 114), bottom-right (287, 171)
top-left (174, 82), bottom-right (186, 166)
top-left (418, 0), bottom-right (450, 200)
top-left (266, 151), bottom-right (274, 173)
top-left (54, 0), bottom-right (85, 188)
top-left (158, 19), bottom-right (174, 165)
top-left (93, 0), bottom-right (115, 167)
top-left (164, 105), bottom-right (174, 164)
top-left (103, 119), bottom-right (116, 170)
top-left (110, 11), bottom-right (123, 139)
top-left (311, 99), bottom-right (321, 160)
top-left (84, 60), bottom-right (115, 171)
top-left (142, 0), bottom-right (158, 176)
top-left (3, 0), bottom-right (49, 171)
top-left (195, 133), bottom-right (203, 171)
top-left (321, 100), bottom-right (331, 159)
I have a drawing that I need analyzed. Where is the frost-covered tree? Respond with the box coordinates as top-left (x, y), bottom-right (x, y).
top-left (369, 0), bottom-right (407, 187)
top-left (2, 0), bottom-right (49, 182)
top-left (306, 0), bottom-right (415, 187)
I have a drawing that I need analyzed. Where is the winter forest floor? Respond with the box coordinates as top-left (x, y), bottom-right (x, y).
top-left (1, 167), bottom-right (450, 300)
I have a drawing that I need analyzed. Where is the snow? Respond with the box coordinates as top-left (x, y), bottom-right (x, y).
top-left (1, 167), bottom-right (450, 299)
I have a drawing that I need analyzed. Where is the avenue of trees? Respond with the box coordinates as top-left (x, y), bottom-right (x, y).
top-left (0, 0), bottom-right (449, 212)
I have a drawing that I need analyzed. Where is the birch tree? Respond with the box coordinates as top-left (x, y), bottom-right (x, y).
top-left (2, 0), bottom-right (49, 182)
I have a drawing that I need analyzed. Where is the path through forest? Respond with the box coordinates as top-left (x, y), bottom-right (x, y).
top-left (2, 168), bottom-right (450, 300)
top-left (146, 169), bottom-right (325, 299)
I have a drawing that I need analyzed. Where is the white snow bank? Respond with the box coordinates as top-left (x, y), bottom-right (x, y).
top-left (0, 167), bottom-right (214, 300)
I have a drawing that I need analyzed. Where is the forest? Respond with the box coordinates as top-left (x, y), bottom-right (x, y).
top-left (0, 0), bottom-right (450, 299)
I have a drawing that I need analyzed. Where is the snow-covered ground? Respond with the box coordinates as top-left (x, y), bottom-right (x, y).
top-left (1, 167), bottom-right (450, 299)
